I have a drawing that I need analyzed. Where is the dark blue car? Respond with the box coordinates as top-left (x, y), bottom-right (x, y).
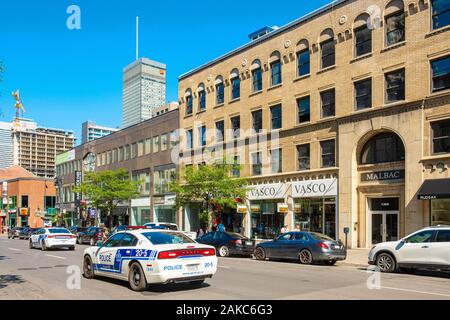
top-left (197, 231), bottom-right (255, 257)
top-left (254, 231), bottom-right (346, 265)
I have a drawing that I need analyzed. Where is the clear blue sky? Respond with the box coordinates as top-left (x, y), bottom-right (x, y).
top-left (0, 0), bottom-right (331, 143)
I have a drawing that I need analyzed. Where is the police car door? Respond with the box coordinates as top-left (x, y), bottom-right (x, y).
top-left (31, 228), bottom-right (44, 247)
top-left (94, 233), bottom-right (125, 277)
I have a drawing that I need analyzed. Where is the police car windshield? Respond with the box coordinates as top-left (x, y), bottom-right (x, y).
top-left (48, 228), bottom-right (71, 234)
top-left (142, 232), bottom-right (194, 245)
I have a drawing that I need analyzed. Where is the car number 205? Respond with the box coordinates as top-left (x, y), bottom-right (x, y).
top-left (204, 262), bottom-right (214, 268)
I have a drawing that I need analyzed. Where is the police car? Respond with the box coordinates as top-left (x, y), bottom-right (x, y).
top-left (82, 229), bottom-right (218, 291)
top-left (29, 227), bottom-right (77, 251)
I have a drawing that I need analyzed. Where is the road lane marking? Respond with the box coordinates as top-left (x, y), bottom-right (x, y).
top-left (381, 286), bottom-right (450, 298)
top-left (218, 266), bottom-right (231, 269)
top-left (8, 248), bottom-right (22, 251)
top-left (45, 254), bottom-right (66, 260)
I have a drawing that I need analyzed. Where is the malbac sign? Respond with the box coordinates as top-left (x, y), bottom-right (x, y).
top-left (361, 170), bottom-right (405, 182)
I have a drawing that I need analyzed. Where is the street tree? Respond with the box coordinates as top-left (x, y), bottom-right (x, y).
top-left (170, 161), bottom-right (248, 230)
top-left (74, 168), bottom-right (140, 229)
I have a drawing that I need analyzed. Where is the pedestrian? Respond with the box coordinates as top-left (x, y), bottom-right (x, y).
top-left (217, 222), bottom-right (225, 232)
top-left (280, 225), bottom-right (288, 234)
top-left (197, 227), bottom-right (205, 238)
top-left (294, 224), bottom-right (301, 232)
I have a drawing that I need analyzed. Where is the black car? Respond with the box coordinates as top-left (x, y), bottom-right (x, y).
top-left (8, 227), bottom-right (24, 239)
top-left (77, 227), bottom-right (104, 245)
top-left (20, 227), bottom-right (39, 240)
top-left (68, 226), bottom-right (87, 238)
top-left (196, 231), bottom-right (255, 257)
top-left (254, 231), bottom-right (347, 265)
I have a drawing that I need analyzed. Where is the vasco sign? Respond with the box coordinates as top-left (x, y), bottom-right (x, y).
top-left (247, 183), bottom-right (287, 200)
top-left (291, 179), bottom-right (338, 198)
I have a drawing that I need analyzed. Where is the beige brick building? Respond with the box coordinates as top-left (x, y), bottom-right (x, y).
top-left (177, 0), bottom-right (450, 248)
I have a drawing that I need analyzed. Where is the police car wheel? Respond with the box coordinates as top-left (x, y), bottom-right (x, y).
top-left (41, 241), bottom-right (47, 251)
top-left (129, 262), bottom-right (147, 292)
top-left (218, 246), bottom-right (230, 257)
top-left (83, 256), bottom-right (95, 279)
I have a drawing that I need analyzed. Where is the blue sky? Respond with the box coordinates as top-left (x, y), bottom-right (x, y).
top-left (0, 0), bottom-right (331, 142)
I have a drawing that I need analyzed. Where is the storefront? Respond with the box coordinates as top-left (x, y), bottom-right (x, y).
top-left (291, 178), bottom-right (338, 239)
top-left (131, 198), bottom-right (151, 226)
top-left (418, 178), bottom-right (450, 226)
top-left (153, 194), bottom-right (177, 223)
top-left (219, 206), bottom-right (244, 234)
top-left (184, 203), bottom-right (202, 233)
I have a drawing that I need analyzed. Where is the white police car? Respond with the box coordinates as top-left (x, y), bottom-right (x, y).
top-left (29, 227), bottom-right (77, 251)
top-left (82, 229), bottom-right (218, 291)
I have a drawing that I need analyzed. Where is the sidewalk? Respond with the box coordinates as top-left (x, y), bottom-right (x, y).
top-left (341, 248), bottom-right (370, 267)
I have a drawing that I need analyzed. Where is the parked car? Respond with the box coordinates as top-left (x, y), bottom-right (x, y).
top-left (68, 226), bottom-right (87, 236)
top-left (197, 231), bottom-right (255, 257)
top-left (8, 227), bottom-right (24, 239)
top-left (368, 225), bottom-right (450, 273)
top-left (77, 226), bottom-right (104, 246)
top-left (144, 222), bottom-right (197, 240)
top-left (254, 231), bottom-right (347, 265)
top-left (19, 227), bottom-right (39, 240)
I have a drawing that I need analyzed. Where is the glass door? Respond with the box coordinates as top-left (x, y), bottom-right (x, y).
top-left (370, 212), bottom-right (398, 244)
top-left (371, 213), bottom-right (383, 244)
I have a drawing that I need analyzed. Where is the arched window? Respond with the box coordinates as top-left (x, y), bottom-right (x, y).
top-left (354, 13), bottom-right (372, 57)
top-left (197, 83), bottom-right (206, 111)
top-left (251, 59), bottom-right (263, 92)
top-left (269, 51), bottom-right (282, 86)
top-left (385, 0), bottom-right (405, 46)
top-left (215, 76), bottom-right (224, 105)
top-left (185, 89), bottom-right (193, 115)
top-left (360, 132), bottom-right (405, 164)
top-left (319, 29), bottom-right (335, 69)
top-left (296, 39), bottom-right (310, 77)
top-left (230, 69), bottom-right (240, 100)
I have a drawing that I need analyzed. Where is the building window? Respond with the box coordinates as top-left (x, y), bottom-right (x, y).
top-left (231, 116), bottom-right (240, 139)
top-left (321, 140), bottom-right (336, 168)
top-left (186, 129), bottom-right (193, 150)
top-left (252, 110), bottom-right (263, 134)
top-left (385, 69), bottom-right (405, 103)
top-left (432, 0), bottom-right (450, 30)
top-left (199, 90), bottom-right (206, 111)
top-left (198, 126), bottom-right (206, 147)
top-left (270, 148), bottom-right (282, 174)
top-left (153, 136), bottom-right (160, 153)
top-left (124, 145), bottom-right (130, 160)
top-left (131, 143), bottom-right (137, 159)
top-left (431, 119), bottom-right (450, 154)
top-left (355, 25), bottom-right (372, 56)
top-left (271, 104), bottom-right (282, 130)
top-left (252, 67), bottom-right (263, 92)
top-left (252, 152), bottom-right (262, 176)
top-left (355, 78), bottom-right (372, 110)
top-left (21, 195), bottom-right (29, 208)
top-left (232, 155), bottom-right (240, 177)
top-left (297, 49), bottom-right (310, 77)
top-left (186, 95), bottom-right (193, 115)
top-left (385, 11), bottom-right (405, 46)
top-left (360, 133), bottom-right (405, 164)
top-left (431, 55), bottom-right (450, 93)
top-left (45, 196), bottom-right (56, 209)
top-left (145, 139), bottom-right (152, 154)
top-left (297, 96), bottom-right (310, 124)
top-left (231, 74), bottom-right (241, 100)
top-left (132, 170), bottom-right (151, 196)
top-left (170, 130), bottom-right (178, 149)
top-left (321, 39), bottom-right (335, 69)
top-left (216, 82), bottom-right (225, 105)
top-left (214, 120), bottom-right (224, 143)
top-left (137, 141), bottom-right (144, 157)
top-left (161, 134), bottom-right (169, 151)
top-left (297, 144), bottom-right (310, 170)
top-left (321, 89), bottom-right (335, 118)
top-left (431, 199), bottom-right (450, 226)
top-left (271, 60), bottom-right (282, 86)
top-left (154, 168), bottom-right (176, 195)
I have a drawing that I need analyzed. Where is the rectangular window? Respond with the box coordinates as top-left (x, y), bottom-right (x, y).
top-left (385, 69), bottom-right (405, 103)
top-left (21, 195), bottom-right (29, 208)
top-left (252, 110), bottom-right (263, 134)
top-left (44, 196), bottom-right (56, 209)
top-left (385, 11), bottom-right (405, 46)
top-left (297, 96), bottom-right (310, 124)
top-left (321, 89), bottom-right (336, 118)
top-left (113, 149), bottom-right (118, 163)
top-left (145, 139), bottom-right (152, 154)
top-left (119, 147), bottom-right (124, 161)
top-left (321, 39), bottom-right (335, 69)
top-left (231, 116), bottom-right (240, 139)
top-left (199, 90), bottom-right (206, 111)
top-left (170, 130), bottom-right (178, 149)
top-left (186, 96), bottom-right (193, 115)
top-left (252, 68), bottom-right (263, 92)
top-left (216, 83), bottom-right (224, 105)
top-left (297, 144), bottom-right (310, 170)
top-left (137, 141), bottom-right (144, 157)
top-left (153, 136), bottom-right (160, 153)
top-left (186, 129), bottom-right (193, 150)
top-left (355, 78), bottom-right (372, 110)
top-left (271, 104), bottom-right (282, 130)
top-left (198, 126), bottom-right (206, 147)
top-left (432, 0), bottom-right (450, 30)
top-left (231, 77), bottom-right (241, 100)
top-left (297, 49), bottom-right (310, 76)
top-left (124, 146), bottom-right (130, 161)
top-left (431, 56), bottom-right (450, 93)
top-left (355, 26), bottom-right (372, 56)
top-left (252, 152), bottom-right (262, 176)
top-left (215, 120), bottom-right (224, 142)
top-left (107, 150), bottom-right (112, 164)
top-left (130, 143), bottom-right (137, 159)
top-left (271, 61), bottom-right (282, 86)
top-left (321, 140), bottom-right (336, 168)
top-left (161, 134), bottom-right (168, 151)
top-left (232, 155), bottom-right (240, 177)
top-left (432, 119), bottom-right (450, 154)
top-left (270, 148), bottom-right (282, 174)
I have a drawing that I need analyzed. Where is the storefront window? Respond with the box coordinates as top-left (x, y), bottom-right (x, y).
top-left (431, 199), bottom-right (450, 226)
top-left (251, 200), bottom-right (284, 239)
top-left (154, 205), bottom-right (176, 223)
top-left (294, 197), bottom-right (336, 239)
top-left (220, 207), bottom-right (243, 234)
top-left (131, 207), bottom-right (151, 226)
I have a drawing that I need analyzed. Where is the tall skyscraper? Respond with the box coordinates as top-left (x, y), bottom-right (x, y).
top-left (122, 58), bottom-right (166, 128)
top-left (0, 122), bottom-right (13, 169)
top-left (82, 121), bottom-right (118, 144)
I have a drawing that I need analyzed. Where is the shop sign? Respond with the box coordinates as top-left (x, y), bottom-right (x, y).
top-left (291, 178), bottom-right (338, 198)
top-left (20, 208), bottom-right (29, 216)
top-left (247, 183), bottom-right (287, 200)
top-left (361, 170), bottom-right (405, 182)
top-left (56, 149), bottom-right (75, 165)
top-left (250, 204), bottom-right (261, 213)
top-left (237, 205), bottom-right (248, 214)
top-left (277, 203), bottom-right (289, 213)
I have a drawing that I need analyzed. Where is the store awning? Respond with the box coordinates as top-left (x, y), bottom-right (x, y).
top-left (417, 178), bottom-right (450, 200)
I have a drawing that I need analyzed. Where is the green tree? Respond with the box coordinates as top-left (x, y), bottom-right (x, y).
top-left (74, 169), bottom-right (140, 229)
top-left (170, 161), bottom-right (248, 229)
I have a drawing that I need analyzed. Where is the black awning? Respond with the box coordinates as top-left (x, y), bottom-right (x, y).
top-left (417, 178), bottom-right (450, 200)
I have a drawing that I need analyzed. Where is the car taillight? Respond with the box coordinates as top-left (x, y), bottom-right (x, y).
top-left (318, 242), bottom-right (329, 249)
top-left (70, 235), bottom-right (77, 238)
top-left (233, 239), bottom-right (242, 245)
top-left (158, 248), bottom-right (216, 259)
top-left (48, 235), bottom-right (55, 238)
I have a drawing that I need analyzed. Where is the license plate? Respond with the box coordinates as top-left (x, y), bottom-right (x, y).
top-left (187, 264), bottom-right (199, 272)
top-left (245, 241), bottom-right (253, 246)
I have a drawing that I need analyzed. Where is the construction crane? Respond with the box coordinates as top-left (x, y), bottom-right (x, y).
top-left (12, 89), bottom-right (26, 125)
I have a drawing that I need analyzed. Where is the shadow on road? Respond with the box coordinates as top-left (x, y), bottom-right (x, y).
top-left (358, 266), bottom-right (450, 279)
top-left (0, 256), bottom-right (10, 261)
top-left (0, 274), bottom-right (26, 289)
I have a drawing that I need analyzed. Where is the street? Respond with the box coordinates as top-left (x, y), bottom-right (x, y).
top-left (1, 236), bottom-right (450, 300)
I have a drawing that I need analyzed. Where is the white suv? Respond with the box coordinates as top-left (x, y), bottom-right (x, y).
top-left (368, 225), bottom-right (450, 273)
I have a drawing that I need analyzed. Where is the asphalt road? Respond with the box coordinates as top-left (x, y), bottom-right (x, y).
top-left (1, 236), bottom-right (450, 300)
